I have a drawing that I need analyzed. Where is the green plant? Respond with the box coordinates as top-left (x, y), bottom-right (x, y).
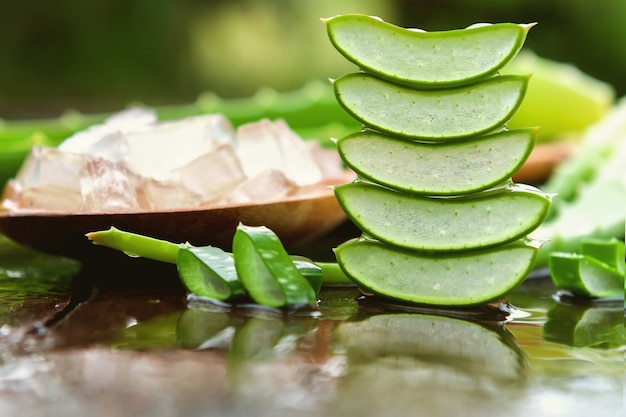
top-left (549, 238), bottom-right (624, 299)
top-left (87, 226), bottom-right (335, 309)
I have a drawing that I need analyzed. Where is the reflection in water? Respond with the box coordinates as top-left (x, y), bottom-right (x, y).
top-left (330, 313), bottom-right (527, 417)
top-left (334, 313), bottom-right (526, 382)
top-left (176, 309), bottom-right (234, 350)
top-left (225, 315), bottom-right (339, 415)
top-left (172, 305), bottom-right (529, 417)
top-left (544, 298), bottom-right (623, 349)
top-left (99, 284), bottom-right (623, 417)
top-left (112, 311), bottom-right (182, 349)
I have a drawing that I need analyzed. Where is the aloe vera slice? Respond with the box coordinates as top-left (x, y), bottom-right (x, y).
top-left (337, 128), bottom-right (536, 195)
top-left (335, 182), bottom-right (550, 252)
top-left (580, 238), bottom-right (625, 275)
top-left (548, 252), bottom-right (623, 299)
top-left (334, 73), bottom-right (528, 140)
top-left (334, 238), bottom-right (538, 306)
top-left (325, 14), bottom-right (531, 87)
top-left (177, 246), bottom-right (245, 301)
top-left (232, 223), bottom-right (317, 308)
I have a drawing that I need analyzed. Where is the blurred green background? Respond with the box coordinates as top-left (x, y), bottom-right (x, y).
top-left (0, 0), bottom-right (624, 119)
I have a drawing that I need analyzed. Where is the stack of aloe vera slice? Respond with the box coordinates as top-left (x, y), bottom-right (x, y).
top-left (324, 15), bottom-right (552, 306)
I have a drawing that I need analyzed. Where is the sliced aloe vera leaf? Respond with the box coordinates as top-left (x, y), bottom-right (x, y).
top-left (176, 246), bottom-right (244, 301)
top-left (325, 14), bottom-right (531, 87)
top-left (548, 252), bottom-right (624, 299)
top-left (334, 73), bottom-right (529, 140)
top-left (580, 238), bottom-right (625, 275)
top-left (337, 128), bottom-right (536, 195)
top-left (334, 238), bottom-right (539, 306)
top-left (232, 223), bottom-right (317, 308)
top-left (335, 182), bottom-right (550, 252)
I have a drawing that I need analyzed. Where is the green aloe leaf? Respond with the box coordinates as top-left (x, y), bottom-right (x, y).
top-left (232, 223), bottom-right (317, 308)
top-left (337, 128), bottom-right (536, 195)
top-left (334, 238), bottom-right (539, 306)
top-left (325, 14), bottom-right (531, 87)
top-left (580, 238), bottom-right (625, 275)
top-left (177, 246), bottom-right (245, 302)
top-left (549, 250), bottom-right (624, 299)
top-left (335, 182), bottom-right (550, 252)
top-left (333, 73), bottom-right (528, 140)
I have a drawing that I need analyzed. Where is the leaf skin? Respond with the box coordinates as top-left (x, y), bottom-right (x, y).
top-left (233, 223), bottom-right (317, 308)
top-left (177, 246), bottom-right (244, 301)
top-left (549, 252), bottom-right (623, 299)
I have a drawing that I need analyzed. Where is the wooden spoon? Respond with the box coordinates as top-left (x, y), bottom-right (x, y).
top-left (0, 175), bottom-right (353, 260)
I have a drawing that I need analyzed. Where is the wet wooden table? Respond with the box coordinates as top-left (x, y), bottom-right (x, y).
top-left (0, 227), bottom-right (623, 417)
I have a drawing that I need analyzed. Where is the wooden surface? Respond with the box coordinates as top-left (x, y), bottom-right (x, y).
top-left (0, 251), bottom-right (622, 417)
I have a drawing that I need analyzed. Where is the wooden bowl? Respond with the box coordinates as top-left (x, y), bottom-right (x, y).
top-left (0, 176), bottom-right (352, 261)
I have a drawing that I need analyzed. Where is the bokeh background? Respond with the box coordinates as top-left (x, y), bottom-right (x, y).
top-left (1, 0), bottom-right (624, 119)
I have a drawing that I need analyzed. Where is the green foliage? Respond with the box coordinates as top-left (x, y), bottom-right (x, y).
top-left (0, 0), bottom-right (622, 118)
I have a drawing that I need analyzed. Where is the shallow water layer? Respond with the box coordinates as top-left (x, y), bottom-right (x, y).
top-left (0, 235), bottom-right (623, 417)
